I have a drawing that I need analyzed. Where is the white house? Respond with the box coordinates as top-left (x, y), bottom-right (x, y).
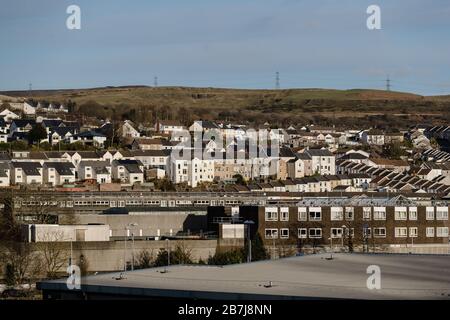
top-left (305, 149), bottom-right (336, 175)
top-left (111, 159), bottom-right (144, 185)
top-left (0, 109), bottom-right (20, 122)
top-left (10, 162), bottom-right (43, 185)
top-left (0, 162), bottom-right (10, 186)
top-left (78, 160), bottom-right (112, 184)
top-left (121, 120), bottom-right (141, 139)
top-left (155, 120), bottom-right (185, 134)
top-left (9, 102), bottom-right (36, 115)
top-left (43, 162), bottom-right (76, 186)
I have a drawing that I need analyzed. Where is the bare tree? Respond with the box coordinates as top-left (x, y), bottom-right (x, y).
top-left (36, 231), bottom-right (69, 279)
top-left (0, 242), bottom-right (43, 288)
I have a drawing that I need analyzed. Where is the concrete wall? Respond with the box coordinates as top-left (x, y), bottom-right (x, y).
top-left (22, 224), bottom-right (111, 242)
top-left (29, 239), bottom-right (218, 273)
top-left (62, 211), bottom-right (207, 237)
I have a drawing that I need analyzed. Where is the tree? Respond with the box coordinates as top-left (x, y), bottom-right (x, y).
top-left (207, 249), bottom-right (244, 265)
top-left (37, 232), bottom-right (69, 279)
top-left (233, 174), bottom-right (246, 186)
top-left (136, 250), bottom-right (153, 269)
top-left (0, 242), bottom-right (43, 287)
top-left (153, 243), bottom-right (193, 267)
top-left (243, 233), bottom-right (269, 261)
top-left (27, 124), bottom-right (48, 146)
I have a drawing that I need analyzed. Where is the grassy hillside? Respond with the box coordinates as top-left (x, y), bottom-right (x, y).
top-left (1, 86), bottom-right (449, 128)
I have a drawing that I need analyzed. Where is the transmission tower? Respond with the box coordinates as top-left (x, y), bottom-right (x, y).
top-left (386, 75), bottom-right (391, 91)
top-left (154, 76), bottom-right (158, 87)
top-left (275, 72), bottom-right (280, 90)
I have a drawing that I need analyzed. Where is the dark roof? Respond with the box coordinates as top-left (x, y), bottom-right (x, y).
top-left (305, 149), bottom-right (334, 157)
top-left (51, 127), bottom-right (77, 136)
top-left (113, 159), bottom-right (143, 173)
top-left (0, 152), bottom-right (11, 161)
top-left (127, 150), bottom-right (171, 157)
top-left (74, 130), bottom-right (106, 138)
top-left (11, 162), bottom-right (42, 175)
top-left (44, 162), bottom-right (75, 175)
top-left (11, 119), bottom-right (36, 128)
top-left (42, 119), bottom-right (63, 127)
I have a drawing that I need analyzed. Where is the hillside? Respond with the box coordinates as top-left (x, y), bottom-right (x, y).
top-left (1, 86), bottom-right (449, 128)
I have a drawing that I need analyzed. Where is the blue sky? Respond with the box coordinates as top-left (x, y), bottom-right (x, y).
top-left (1, 0), bottom-right (450, 95)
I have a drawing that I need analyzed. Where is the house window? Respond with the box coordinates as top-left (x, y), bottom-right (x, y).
top-left (345, 207), bottom-right (354, 221)
top-left (331, 228), bottom-right (343, 238)
top-left (373, 227), bottom-right (386, 238)
top-left (363, 227), bottom-right (371, 238)
top-left (436, 207), bottom-right (449, 221)
top-left (437, 227), bottom-right (449, 238)
top-left (408, 207), bottom-right (418, 221)
top-left (330, 207), bottom-right (343, 221)
top-left (394, 207), bottom-right (407, 220)
top-left (298, 207), bottom-right (307, 221)
top-left (308, 228), bottom-right (322, 239)
top-left (298, 228), bottom-right (307, 239)
top-left (426, 207), bottom-right (435, 220)
top-left (280, 228), bottom-right (289, 239)
top-left (265, 207), bottom-right (278, 221)
top-left (280, 208), bottom-right (289, 221)
top-left (265, 229), bottom-right (278, 239)
top-left (373, 207), bottom-right (386, 220)
top-left (426, 227), bottom-right (435, 238)
top-left (395, 227), bottom-right (408, 238)
top-left (309, 207), bottom-right (321, 221)
top-left (363, 207), bottom-right (371, 220)
top-left (409, 227), bottom-right (418, 238)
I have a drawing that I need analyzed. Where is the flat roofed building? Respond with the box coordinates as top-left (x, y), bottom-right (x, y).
top-left (37, 254), bottom-right (450, 300)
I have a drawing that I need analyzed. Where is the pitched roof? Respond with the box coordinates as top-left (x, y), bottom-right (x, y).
top-left (44, 162), bottom-right (75, 175)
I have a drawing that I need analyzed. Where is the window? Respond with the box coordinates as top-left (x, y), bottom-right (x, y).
top-left (298, 207), bottom-right (307, 221)
top-left (395, 207), bottom-right (407, 220)
top-left (265, 207), bottom-right (278, 221)
top-left (426, 227), bottom-right (435, 238)
top-left (426, 207), bottom-right (435, 220)
top-left (363, 227), bottom-right (371, 238)
top-left (409, 227), bottom-right (418, 238)
top-left (345, 207), bottom-right (354, 221)
top-left (298, 228), bottom-right (307, 239)
top-left (373, 227), bottom-right (386, 238)
top-left (363, 207), bottom-right (371, 220)
top-left (309, 207), bottom-right (321, 221)
top-left (437, 227), bottom-right (449, 238)
top-left (265, 229), bottom-right (278, 239)
top-left (280, 228), bottom-right (289, 239)
top-left (408, 207), bottom-right (418, 221)
top-left (395, 227), bottom-right (408, 238)
top-left (309, 228), bottom-right (322, 239)
top-left (331, 228), bottom-right (343, 238)
top-left (373, 207), bottom-right (386, 220)
top-left (436, 207), bottom-right (449, 221)
top-left (280, 208), bottom-right (289, 221)
top-left (330, 207), bottom-right (343, 221)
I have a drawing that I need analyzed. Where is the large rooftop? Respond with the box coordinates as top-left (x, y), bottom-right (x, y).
top-left (38, 253), bottom-right (450, 300)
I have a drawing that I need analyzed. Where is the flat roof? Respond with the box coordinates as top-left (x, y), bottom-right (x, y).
top-left (38, 254), bottom-right (450, 300)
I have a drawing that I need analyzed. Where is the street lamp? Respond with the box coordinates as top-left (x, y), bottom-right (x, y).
top-left (341, 225), bottom-right (347, 252)
top-left (244, 220), bottom-right (255, 263)
top-left (166, 238), bottom-right (170, 267)
top-left (328, 237), bottom-right (333, 260)
top-left (124, 223), bottom-right (138, 272)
